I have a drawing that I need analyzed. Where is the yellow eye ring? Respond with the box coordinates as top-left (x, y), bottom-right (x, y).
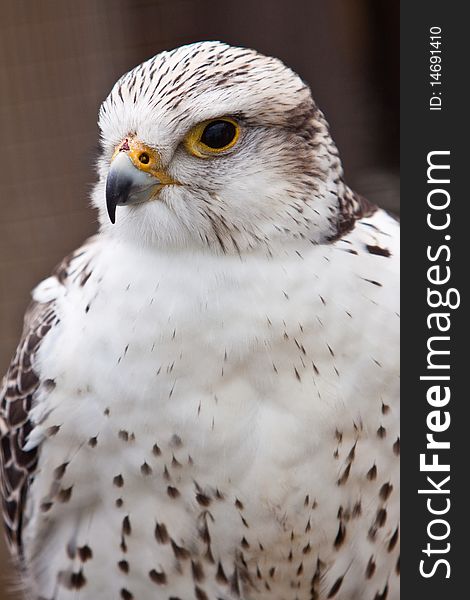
top-left (184, 117), bottom-right (240, 158)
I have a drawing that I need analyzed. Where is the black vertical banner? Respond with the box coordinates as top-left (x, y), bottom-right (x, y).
top-left (401, 2), bottom-right (467, 598)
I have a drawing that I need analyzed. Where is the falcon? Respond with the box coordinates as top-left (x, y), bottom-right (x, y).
top-left (0, 41), bottom-right (399, 600)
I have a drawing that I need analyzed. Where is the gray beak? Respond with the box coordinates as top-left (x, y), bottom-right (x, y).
top-left (105, 152), bottom-right (159, 224)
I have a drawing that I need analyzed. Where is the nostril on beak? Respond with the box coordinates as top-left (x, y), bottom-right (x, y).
top-left (105, 151), bottom-right (160, 224)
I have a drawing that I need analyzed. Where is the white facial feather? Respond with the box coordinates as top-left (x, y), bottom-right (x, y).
top-left (94, 41), bottom-right (343, 251)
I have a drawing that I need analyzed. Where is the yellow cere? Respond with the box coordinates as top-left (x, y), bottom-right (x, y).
top-left (112, 138), bottom-right (178, 185)
top-left (127, 140), bottom-right (161, 174)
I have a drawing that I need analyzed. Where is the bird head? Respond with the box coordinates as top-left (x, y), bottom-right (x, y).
top-left (94, 41), bottom-right (343, 252)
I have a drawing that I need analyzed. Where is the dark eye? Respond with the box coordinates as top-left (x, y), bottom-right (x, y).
top-left (200, 120), bottom-right (237, 149)
top-left (185, 118), bottom-right (240, 157)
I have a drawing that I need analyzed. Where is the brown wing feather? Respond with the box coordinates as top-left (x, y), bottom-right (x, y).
top-left (0, 237), bottom-right (97, 559)
top-left (0, 300), bottom-right (58, 558)
top-left (327, 189), bottom-right (378, 243)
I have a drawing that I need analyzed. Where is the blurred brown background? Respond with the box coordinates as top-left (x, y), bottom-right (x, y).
top-left (0, 0), bottom-right (398, 596)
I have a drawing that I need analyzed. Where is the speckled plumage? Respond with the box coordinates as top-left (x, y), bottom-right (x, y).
top-left (1, 42), bottom-right (399, 600)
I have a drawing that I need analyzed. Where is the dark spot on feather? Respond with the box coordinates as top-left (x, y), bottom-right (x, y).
top-left (196, 493), bottom-right (211, 507)
top-left (216, 562), bottom-right (228, 584)
top-left (191, 560), bottom-right (205, 582)
top-left (43, 378), bottom-right (56, 390)
top-left (366, 556), bottom-right (376, 579)
top-left (367, 465), bottom-right (377, 481)
top-left (388, 526), bottom-right (399, 552)
top-left (327, 575), bottom-right (344, 597)
top-left (149, 569), bottom-right (167, 585)
top-left (122, 515), bottom-right (131, 536)
top-left (118, 560), bottom-right (129, 573)
top-left (377, 426), bottom-right (386, 439)
top-left (379, 482), bottom-right (393, 501)
top-left (393, 437), bottom-right (400, 455)
top-left (54, 462), bottom-right (68, 479)
top-left (171, 539), bottom-right (190, 560)
top-left (337, 463), bottom-right (351, 486)
top-left (381, 402), bottom-right (390, 415)
top-left (58, 486), bottom-right (73, 502)
top-left (141, 462), bottom-right (152, 476)
top-left (58, 569), bottom-right (87, 590)
top-left (113, 474), bottom-right (124, 487)
top-left (70, 570), bottom-right (87, 589)
top-left (155, 522), bottom-right (169, 544)
top-left (167, 486), bottom-right (180, 498)
top-left (153, 443), bottom-right (162, 456)
top-left (78, 545), bottom-right (92, 562)
top-left (80, 271), bottom-right (92, 287)
top-left (120, 589), bottom-right (133, 600)
top-left (375, 508), bottom-right (387, 527)
top-left (362, 278), bottom-right (383, 287)
top-left (334, 521), bottom-right (346, 548)
top-left (352, 501), bottom-right (362, 517)
top-left (347, 441), bottom-right (357, 462)
top-left (366, 244), bottom-right (391, 257)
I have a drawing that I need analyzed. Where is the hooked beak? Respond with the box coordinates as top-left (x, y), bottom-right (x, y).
top-left (105, 139), bottom-right (178, 224)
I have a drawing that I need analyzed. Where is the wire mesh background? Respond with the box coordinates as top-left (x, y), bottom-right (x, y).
top-left (0, 1), bottom-right (398, 596)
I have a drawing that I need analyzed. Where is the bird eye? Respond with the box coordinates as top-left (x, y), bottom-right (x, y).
top-left (185, 118), bottom-right (240, 157)
top-left (200, 120), bottom-right (237, 149)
